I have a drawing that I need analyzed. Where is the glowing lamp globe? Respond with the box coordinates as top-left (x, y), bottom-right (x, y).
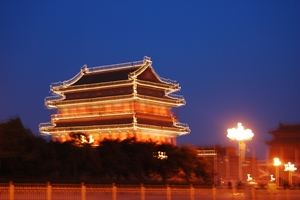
top-left (273, 158), bottom-right (281, 166)
top-left (227, 123), bottom-right (254, 141)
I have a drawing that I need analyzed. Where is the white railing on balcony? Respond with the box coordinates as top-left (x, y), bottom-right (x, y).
top-left (39, 122), bottom-right (188, 135)
top-left (51, 111), bottom-right (135, 120)
top-left (45, 94), bottom-right (134, 107)
top-left (45, 93), bottom-right (185, 108)
top-left (39, 124), bottom-right (133, 133)
top-left (51, 108), bottom-right (173, 122)
top-left (3, 182), bottom-right (298, 200)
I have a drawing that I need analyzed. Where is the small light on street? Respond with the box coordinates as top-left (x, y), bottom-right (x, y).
top-left (153, 151), bottom-right (168, 160)
top-left (270, 174), bottom-right (275, 182)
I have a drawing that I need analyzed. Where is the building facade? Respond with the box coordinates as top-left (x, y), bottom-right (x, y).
top-left (267, 123), bottom-right (300, 163)
top-left (197, 145), bottom-right (258, 186)
top-left (266, 123), bottom-right (300, 186)
top-left (39, 56), bottom-right (190, 145)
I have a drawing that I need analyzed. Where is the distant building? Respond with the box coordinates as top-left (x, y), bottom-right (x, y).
top-left (266, 123), bottom-right (300, 185)
top-left (267, 123), bottom-right (300, 163)
top-left (39, 56), bottom-right (190, 145)
top-left (197, 145), bottom-right (258, 186)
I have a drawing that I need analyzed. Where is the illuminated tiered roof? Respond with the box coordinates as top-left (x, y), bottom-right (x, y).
top-left (39, 56), bottom-right (190, 145)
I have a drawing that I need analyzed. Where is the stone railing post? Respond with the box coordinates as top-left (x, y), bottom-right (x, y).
top-left (9, 181), bottom-right (14, 200)
top-left (140, 183), bottom-right (145, 200)
top-left (81, 182), bottom-right (86, 200)
top-left (166, 184), bottom-right (171, 200)
top-left (285, 188), bottom-right (290, 200)
top-left (251, 186), bottom-right (255, 200)
top-left (232, 185), bottom-right (236, 198)
top-left (112, 183), bottom-right (117, 200)
top-left (212, 185), bottom-right (216, 200)
top-left (46, 182), bottom-right (52, 200)
top-left (190, 184), bottom-right (194, 200)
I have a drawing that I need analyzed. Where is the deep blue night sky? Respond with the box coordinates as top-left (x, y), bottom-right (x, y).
top-left (1, 1), bottom-right (300, 160)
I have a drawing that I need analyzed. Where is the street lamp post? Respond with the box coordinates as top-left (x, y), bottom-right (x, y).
top-left (284, 162), bottom-right (297, 186)
top-left (227, 123), bottom-right (254, 182)
top-left (273, 158), bottom-right (281, 188)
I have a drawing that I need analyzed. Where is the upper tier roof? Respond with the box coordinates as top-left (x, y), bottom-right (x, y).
top-left (73, 66), bottom-right (140, 85)
top-left (50, 56), bottom-right (177, 91)
top-left (269, 123), bottom-right (300, 134)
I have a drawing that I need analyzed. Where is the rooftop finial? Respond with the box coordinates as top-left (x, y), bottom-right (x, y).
top-left (144, 56), bottom-right (151, 61)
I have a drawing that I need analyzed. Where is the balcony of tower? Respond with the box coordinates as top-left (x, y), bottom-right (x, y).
top-left (65, 87), bottom-right (132, 99)
top-left (56, 101), bottom-right (130, 113)
top-left (54, 117), bottom-right (134, 127)
top-left (40, 123), bottom-right (137, 134)
top-left (136, 124), bottom-right (188, 138)
top-left (136, 84), bottom-right (184, 103)
top-left (42, 118), bottom-right (188, 144)
top-left (47, 86), bottom-right (183, 108)
top-left (136, 94), bottom-right (185, 106)
top-left (45, 94), bottom-right (135, 108)
top-left (45, 93), bottom-right (184, 108)
top-left (52, 79), bottom-right (134, 93)
top-left (51, 111), bottom-right (135, 124)
top-left (137, 120), bottom-right (187, 135)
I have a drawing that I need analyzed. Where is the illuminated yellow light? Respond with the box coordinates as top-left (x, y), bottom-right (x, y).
top-left (273, 158), bottom-right (281, 166)
top-left (227, 122), bottom-right (254, 141)
top-left (284, 162), bottom-right (297, 171)
top-left (89, 135), bottom-right (94, 143)
top-left (247, 174), bottom-right (253, 181)
top-left (153, 151), bottom-right (168, 159)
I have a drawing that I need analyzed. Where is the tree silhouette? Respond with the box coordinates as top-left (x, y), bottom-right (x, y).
top-left (0, 117), bottom-right (211, 184)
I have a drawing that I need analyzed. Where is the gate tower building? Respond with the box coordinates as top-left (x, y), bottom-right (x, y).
top-left (39, 57), bottom-right (190, 145)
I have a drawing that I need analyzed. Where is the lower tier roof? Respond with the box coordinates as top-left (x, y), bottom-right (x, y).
top-left (40, 123), bottom-right (190, 137)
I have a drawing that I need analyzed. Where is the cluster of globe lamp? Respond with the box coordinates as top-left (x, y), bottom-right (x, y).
top-left (273, 158), bottom-right (297, 187)
top-left (227, 123), bottom-right (254, 182)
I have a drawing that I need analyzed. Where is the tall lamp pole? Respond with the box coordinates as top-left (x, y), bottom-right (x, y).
top-left (273, 158), bottom-right (281, 188)
top-left (284, 162), bottom-right (297, 186)
top-left (227, 123), bottom-right (254, 182)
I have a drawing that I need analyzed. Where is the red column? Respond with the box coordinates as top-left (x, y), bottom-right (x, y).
top-left (171, 137), bottom-right (176, 145)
